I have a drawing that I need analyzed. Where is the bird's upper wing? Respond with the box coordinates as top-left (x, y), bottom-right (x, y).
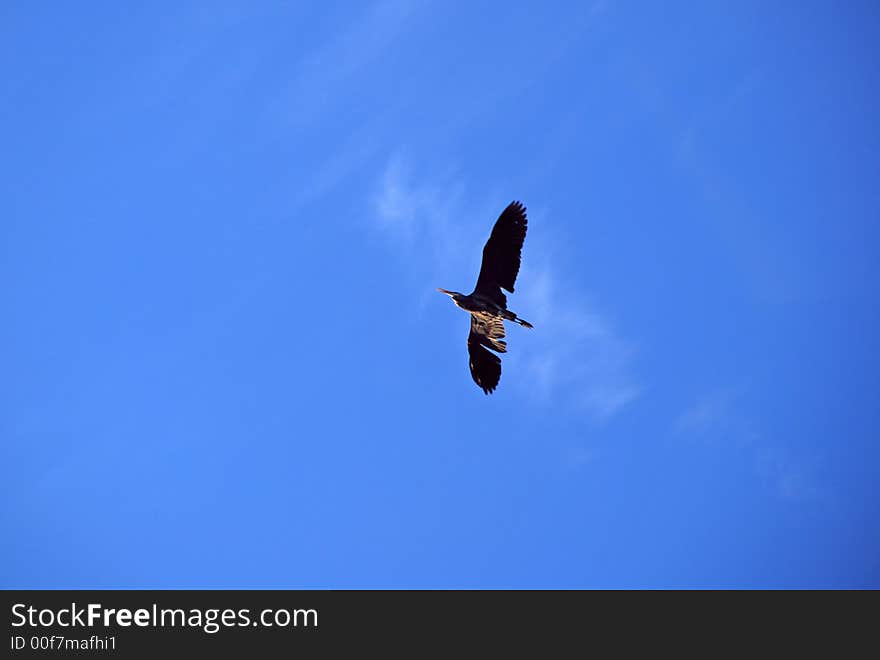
top-left (467, 313), bottom-right (507, 394)
top-left (473, 201), bottom-right (528, 306)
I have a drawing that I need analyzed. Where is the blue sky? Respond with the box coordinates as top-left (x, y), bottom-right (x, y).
top-left (2, 1), bottom-right (878, 588)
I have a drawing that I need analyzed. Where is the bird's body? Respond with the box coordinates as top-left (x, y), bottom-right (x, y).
top-left (442, 291), bottom-right (503, 315)
top-left (438, 200), bottom-right (533, 394)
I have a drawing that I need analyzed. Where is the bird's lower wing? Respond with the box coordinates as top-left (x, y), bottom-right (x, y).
top-left (470, 312), bottom-right (506, 353)
top-left (467, 337), bottom-right (501, 395)
top-left (467, 313), bottom-right (506, 394)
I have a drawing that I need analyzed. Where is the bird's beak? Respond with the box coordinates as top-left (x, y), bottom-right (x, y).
top-left (437, 288), bottom-right (454, 296)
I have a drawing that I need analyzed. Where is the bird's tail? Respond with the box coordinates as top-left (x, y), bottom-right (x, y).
top-left (503, 310), bottom-right (533, 328)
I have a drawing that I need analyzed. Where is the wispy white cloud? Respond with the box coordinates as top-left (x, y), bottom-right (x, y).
top-left (373, 156), bottom-right (465, 256)
top-left (269, 0), bottom-right (423, 128)
top-left (755, 447), bottom-right (822, 503)
top-left (372, 155), bottom-right (640, 420)
top-left (673, 391), bottom-right (749, 446)
top-left (512, 261), bottom-right (640, 419)
top-left (674, 394), bottom-right (728, 435)
top-left (675, 393), bottom-right (823, 502)
top-left (564, 446), bottom-right (598, 472)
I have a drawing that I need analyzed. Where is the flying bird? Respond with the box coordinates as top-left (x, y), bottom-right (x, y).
top-left (438, 200), bottom-right (533, 394)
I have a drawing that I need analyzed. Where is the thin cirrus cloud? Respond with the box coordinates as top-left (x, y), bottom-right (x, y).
top-left (372, 155), bottom-right (641, 420)
top-left (514, 263), bottom-right (640, 419)
top-left (674, 393), bottom-right (823, 502)
top-left (268, 0), bottom-right (422, 129)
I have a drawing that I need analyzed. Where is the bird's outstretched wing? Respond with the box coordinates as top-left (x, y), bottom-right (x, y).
top-left (473, 201), bottom-right (528, 307)
top-left (467, 313), bottom-right (507, 394)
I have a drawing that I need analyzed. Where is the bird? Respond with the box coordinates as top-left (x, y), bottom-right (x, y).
top-left (438, 200), bottom-right (533, 394)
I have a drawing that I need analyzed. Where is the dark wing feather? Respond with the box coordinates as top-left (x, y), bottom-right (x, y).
top-left (467, 313), bottom-right (507, 394)
top-left (473, 201), bottom-right (528, 306)
top-left (467, 335), bottom-right (501, 394)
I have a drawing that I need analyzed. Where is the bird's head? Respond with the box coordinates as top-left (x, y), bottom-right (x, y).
top-left (437, 288), bottom-right (464, 306)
